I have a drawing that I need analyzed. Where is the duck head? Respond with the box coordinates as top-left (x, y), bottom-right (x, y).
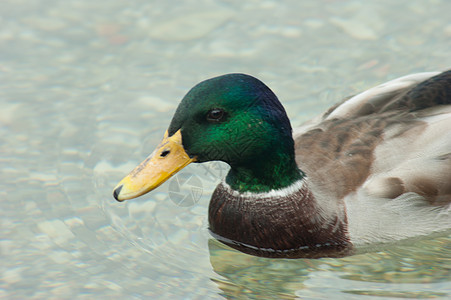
top-left (113, 73), bottom-right (303, 201)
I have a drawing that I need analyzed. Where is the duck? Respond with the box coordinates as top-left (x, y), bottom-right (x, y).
top-left (113, 70), bottom-right (451, 258)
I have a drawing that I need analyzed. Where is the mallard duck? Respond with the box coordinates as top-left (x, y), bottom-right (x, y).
top-left (113, 70), bottom-right (451, 258)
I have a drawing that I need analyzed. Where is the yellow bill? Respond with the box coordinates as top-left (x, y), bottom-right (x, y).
top-left (113, 129), bottom-right (196, 201)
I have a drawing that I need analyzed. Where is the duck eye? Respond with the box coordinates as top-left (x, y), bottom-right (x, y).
top-left (206, 108), bottom-right (225, 123)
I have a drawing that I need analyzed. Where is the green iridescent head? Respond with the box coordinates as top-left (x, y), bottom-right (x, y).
top-left (113, 73), bottom-right (303, 201)
top-left (168, 73), bottom-right (302, 192)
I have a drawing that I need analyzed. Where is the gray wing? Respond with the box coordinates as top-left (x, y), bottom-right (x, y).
top-left (294, 70), bottom-right (451, 204)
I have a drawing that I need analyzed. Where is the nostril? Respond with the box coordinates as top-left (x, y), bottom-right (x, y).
top-left (160, 150), bottom-right (170, 157)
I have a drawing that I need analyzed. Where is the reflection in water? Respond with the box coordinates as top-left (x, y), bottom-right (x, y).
top-left (209, 239), bottom-right (310, 299)
top-left (208, 237), bottom-right (451, 299)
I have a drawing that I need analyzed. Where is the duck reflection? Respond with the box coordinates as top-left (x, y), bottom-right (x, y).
top-left (207, 239), bottom-right (315, 299)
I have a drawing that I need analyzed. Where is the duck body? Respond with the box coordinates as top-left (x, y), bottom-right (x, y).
top-left (114, 70), bottom-right (451, 258)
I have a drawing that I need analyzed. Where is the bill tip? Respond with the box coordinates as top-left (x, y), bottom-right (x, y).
top-left (113, 185), bottom-right (124, 202)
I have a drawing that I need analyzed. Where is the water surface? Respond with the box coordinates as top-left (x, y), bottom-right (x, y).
top-left (1, 0), bottom-right (451, 298)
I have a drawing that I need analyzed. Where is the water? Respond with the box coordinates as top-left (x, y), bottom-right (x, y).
top-left (1, 0), bottom-right (450, 298)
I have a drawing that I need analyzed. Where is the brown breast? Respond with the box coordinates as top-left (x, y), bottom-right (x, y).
top-left (208, 182), bottom-right (352, 258)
